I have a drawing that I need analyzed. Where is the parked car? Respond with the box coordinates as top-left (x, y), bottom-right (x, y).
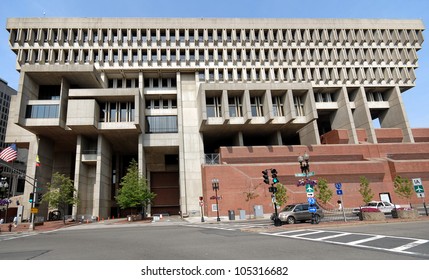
top-left (276, 203), bottom-right (324, 224)
top-left (352, 201), bottom-right (398, 215)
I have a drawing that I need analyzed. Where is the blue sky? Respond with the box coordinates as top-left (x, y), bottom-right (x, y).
top-left (1, 0), bottom-right (428, 127)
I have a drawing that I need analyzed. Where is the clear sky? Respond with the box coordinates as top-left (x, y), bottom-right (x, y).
top-left (1, 0), bottom-right (428, 128)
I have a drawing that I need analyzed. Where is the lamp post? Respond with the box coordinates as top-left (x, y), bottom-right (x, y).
top-left (211, 178), bottom-right (221, 222)
top-left (0, 177), bottom-right (10, 222)
top-left (298, 152), bottom-right (318, 224)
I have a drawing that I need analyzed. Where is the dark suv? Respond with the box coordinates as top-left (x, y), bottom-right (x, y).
top-left (277, 203), bottom-right (324, 224)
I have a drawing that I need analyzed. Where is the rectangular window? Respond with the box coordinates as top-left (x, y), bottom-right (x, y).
top-left (294, 95), bottom-right (305, 116)
top-left (250, 96), bottom-right (263, 117)
top-left (206, 96), bottom-right (222, 118)
top-left (25, 105), bottom-right (59, 118)
top-left (228, 96), bottom-right (243, 117)
top-left (145, 116), bottom-right (178, 133)
top-left (272, 96), bottom-right (284, 117)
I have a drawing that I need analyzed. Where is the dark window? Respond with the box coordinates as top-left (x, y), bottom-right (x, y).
top-left (145, 116), bottom-right (178, 133)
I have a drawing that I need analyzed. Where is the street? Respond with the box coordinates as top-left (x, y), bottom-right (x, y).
top-left (1, 219), bottom-right (429, 260)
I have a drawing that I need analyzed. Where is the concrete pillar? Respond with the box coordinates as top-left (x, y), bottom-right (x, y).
top-left (332, 86), bottom-right (358, 144)
top-left (381, 86), bottom-right (414, 143)
top-left (353, 86), bottom-right (377, 143)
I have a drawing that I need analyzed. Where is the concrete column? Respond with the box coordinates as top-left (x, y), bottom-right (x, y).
top-left (381, 86), bottom-right (414, 143)
top-left (178, 72), bottom-right (204, 216)
top-left (353, 86), bottom-right (377, 143)
top-left (93, 134), bottom-right (112, 219)
top-left (332, 86), bottom-right (358, 144)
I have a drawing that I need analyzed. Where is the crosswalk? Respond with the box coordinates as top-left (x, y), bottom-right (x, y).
top-left (0, 232), bottom-right (38, 242)
top-left (185, 223), bottom-right (429, 258)
top-left (261, 229), bottom-right (429, 258)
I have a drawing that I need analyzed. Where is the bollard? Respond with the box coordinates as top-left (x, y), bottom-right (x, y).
top-left (8, 223), bottom-right (13, 232)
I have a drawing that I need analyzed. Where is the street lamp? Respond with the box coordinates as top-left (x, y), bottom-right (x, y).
top-left (298, 152), bottom-right (310, 175)
top-left (297, 152), bottom-right (318, 224)
top-left (0, 177), bottom-right (10, 222)
top-left (211, 178), bottom-right (221, 222)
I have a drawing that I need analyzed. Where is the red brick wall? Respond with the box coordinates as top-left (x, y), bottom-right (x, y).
top-left (201, 142), bottom-right (429, 217)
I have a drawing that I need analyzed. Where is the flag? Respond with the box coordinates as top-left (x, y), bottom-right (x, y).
top-left (0, 144), bottom-right (18, 162)
top-left (36, 155), bottom-right (41, 167)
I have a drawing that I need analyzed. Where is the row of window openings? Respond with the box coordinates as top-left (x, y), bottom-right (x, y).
top-left (22, 47), bottom-right (418, 65)
top-left (206, 91), bottom-right (385, 118)
top-left (206, 96), bottom-right (304, 118)
top-left (24, 103), bottom-right (177, 134)
top-left (15, 28), bottom-right (422, 47)
top-left (198, 67), bottom-right (413, 83)
top-left (105, 78), bottom-right (178, 89)
top-left (23, 92), bottom-right (383, 121)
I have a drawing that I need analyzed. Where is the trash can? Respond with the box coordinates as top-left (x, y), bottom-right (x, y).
top-left (228, 210), bottom-right (235, 220)
top-left (239, 209), bottom-right (246, 220)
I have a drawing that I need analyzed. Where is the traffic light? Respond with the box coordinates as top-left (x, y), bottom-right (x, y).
top-left (269, 186), bottom-right (278, 193)
top-left (271, 169), bottom-right (279, 184)
top-left (35, 193), bottom-right (43, 206)
top-left (29, 192), bottom-right (34, 203)
top-left (262, 170), bottom-right (270, 185)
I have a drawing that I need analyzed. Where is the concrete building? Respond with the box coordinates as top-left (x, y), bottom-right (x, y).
top-left (5, 18), bottom-right (429, 220)
top-left (0, 78), bottom-right (15, 149)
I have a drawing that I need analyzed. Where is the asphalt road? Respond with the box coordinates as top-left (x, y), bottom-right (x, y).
top-left (1, 219), bottom-right (429, 260)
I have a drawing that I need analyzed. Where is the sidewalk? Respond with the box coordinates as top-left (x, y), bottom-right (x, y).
top-left (2, 214), bottom-right (429, 235)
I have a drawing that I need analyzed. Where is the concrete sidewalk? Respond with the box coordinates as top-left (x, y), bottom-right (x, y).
top-left (2, 214), bottom-right (429, 235)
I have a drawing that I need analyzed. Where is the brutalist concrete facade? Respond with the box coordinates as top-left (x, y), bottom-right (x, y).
top-left (4, 18), bottom-right (428, 219)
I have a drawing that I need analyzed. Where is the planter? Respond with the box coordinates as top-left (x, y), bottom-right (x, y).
top-left (359, 212), bottom-right (385, 221)
top-left (397, 209), bottom-right (419, 219)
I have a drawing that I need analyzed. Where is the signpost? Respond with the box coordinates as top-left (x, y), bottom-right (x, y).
top-left (335, 182), bottom-right (347, 222)
top-left (412, 178), bottom-right (428, 216)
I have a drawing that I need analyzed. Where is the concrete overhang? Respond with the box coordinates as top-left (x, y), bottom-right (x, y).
top-left (21, 64), bottom-right (103, 88)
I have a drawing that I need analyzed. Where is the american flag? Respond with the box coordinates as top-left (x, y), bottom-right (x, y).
top-left (0, 144), bottom-right (18, 162)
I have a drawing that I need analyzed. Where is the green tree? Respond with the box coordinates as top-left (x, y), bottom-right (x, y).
top-left (393, 175), bottom-right (413, 204)
top-left (115, 159), bottom-right (156, 216)
top-left (359, 176), bottom-right (374, 204)
top-left (42, 172), bottom-right (79, 224)
top-left (274, 183), bottom-right (288, 208)
top-left (315, 178), bottom-right (333, 206)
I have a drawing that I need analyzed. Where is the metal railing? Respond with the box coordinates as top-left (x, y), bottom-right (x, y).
top-left (205, 153), bottom-right (220, 165)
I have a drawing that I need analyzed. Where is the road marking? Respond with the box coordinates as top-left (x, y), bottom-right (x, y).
top-left (347, 235), bottom-right (384, 245)
top-left (391, 239), bottom-right (429, 252)
top-left (261, 229), bottom-right (429, 258)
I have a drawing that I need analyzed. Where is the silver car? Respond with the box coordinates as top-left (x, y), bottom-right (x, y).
top-left (277, 203), bottom-right (324, 224)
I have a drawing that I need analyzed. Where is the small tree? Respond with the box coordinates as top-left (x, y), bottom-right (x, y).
top-left (115, 159), bottom-right (156, 216)
top-left (315, 178), bottom-right (333, 207)
top-left (274, 183), bottom-right (288, 208)
top-left (359, 176), bottom-right (374, 204)
top-left (243, 184), bottom-right (259, 219)
top-left (42, 172), bottom-right (79, 224)
top-left (393, 175), bottom-right (413, 205)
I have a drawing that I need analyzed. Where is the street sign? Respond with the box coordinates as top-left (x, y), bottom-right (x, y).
top-left (412, 178), bottom-right (422, 186)
top-left (308, 206), bottom-right (317, 213)
top-left (306, 192), bottom-right (314, 198)
top-left (335, 183), bottom-right (342, 190)
top-left (417, 193), bottom-right (425, 198)
top-left (305, 184), bottom-right (314, 193)
top-left (336, 189), bottom-right (343, 195)
top-left (414, 185), bottom-right (425, 193)
top-left (308, 197), bottom-right (316, 205)
top-left (295, 171), bottom-right (315, 177)
top-left (31, 208), bottom-right (38, 214)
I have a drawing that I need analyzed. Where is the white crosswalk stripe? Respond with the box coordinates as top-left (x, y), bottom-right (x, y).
top-left (261, 229), bottom-right (429, 258)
